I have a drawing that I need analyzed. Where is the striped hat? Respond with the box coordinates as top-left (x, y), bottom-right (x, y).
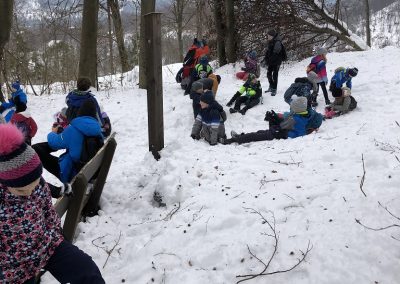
top-left (0, 124), bottom-right (42, 187)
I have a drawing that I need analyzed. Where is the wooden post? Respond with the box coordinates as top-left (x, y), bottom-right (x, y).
top-left (145, 12), bottom-right (164, 160)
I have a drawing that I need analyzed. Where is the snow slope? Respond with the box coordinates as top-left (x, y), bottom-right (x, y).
top-left (32, 47), bottom-right (400, 284)
top-left (371, 1), bottom-right (400, 48)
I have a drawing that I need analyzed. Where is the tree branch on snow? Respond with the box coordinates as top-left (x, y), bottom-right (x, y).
top-left (265, 159), bottom-right (303, 167)
top-left (91, 231), bottom-right (122, 268)
top-left (374, 139), bottom-right (400, 154)
top-left (356, 201), bottom-right (400, 234)
top-left (236, 208), bottom-right (312, 284)
top-left (359, 154), bottom-right (367, 197)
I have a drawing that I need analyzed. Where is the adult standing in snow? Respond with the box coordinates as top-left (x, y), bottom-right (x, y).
top-left (306, 47), bottom-right (331, 106)
top-left (264, 30), bottom-right (286, 96)
top-left (0, 124), bottom-right (105, 284)
top-left (329, 67), bottom-right (358, 98)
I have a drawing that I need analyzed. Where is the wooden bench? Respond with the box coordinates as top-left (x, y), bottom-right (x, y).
top-left (54, 132), bottom-right (117, 242)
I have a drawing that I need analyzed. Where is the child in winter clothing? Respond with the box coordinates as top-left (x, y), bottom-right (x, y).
top-left (32, 100), bottom-right (104, 197)
top-left (0, 124), bottom-right (105, 284)
top-left (227, 74), bottom-right (262, 115)
top-left (283, 74), bottom-right (318, 106)
top-left (191, 91), bottom-right (226, 146)
top-left (53, 107), bottom-right (69, 132)
top-left (65, 77), bottom-right (106, 132)
top-left (236, 51), bottom-right (258, 81)
top-left (0, 81), bottom-right (28, 122)
top-left (10, 109), bottom-right (38, 145)
top-left (325, 87), bottom-right (357, 118)
top-left (184, 56), bottom-right (213, 95)
top-left (222, 97), bottom-right (323, 145)
top-left (306, 47), bottom-right (331, 105)
top-left (329, 67), bottom-right (358, 98)
top-left (190, 81), bottom-right (204, 118)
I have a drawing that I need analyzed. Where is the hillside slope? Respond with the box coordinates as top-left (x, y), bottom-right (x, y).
top-left (32, 47), bottom-right (400, 284)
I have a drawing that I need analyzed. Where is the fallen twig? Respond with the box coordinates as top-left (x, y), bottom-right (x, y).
top-left (378, 201), bottom-right (400, 221)
top-left (360, 154), bottom-right (367, 197)
top-left (355, 219), bottom-right (400, 231)
top-left (236, 208), bottom-right (312, 283)
top-left (356, 123), bottom-right (367, 135)
top-left (265, 159), bottom-right (302, 166)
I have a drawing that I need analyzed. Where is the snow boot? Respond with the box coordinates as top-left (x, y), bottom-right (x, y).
top-left (229, 108), bottom-right (238, 114)
top-left (264, 86), bottom-right (273, 93)
top-left (230, 130), bottom-right (239, 138)
top-left (270, 89), bottom-right (277, 96)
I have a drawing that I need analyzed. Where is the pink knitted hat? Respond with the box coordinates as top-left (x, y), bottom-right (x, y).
top-left (0, 124), bottom-right (42, 187)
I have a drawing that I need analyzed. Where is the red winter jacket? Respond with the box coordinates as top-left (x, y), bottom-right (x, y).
top-left (10, 110), bottom-right (38, 141)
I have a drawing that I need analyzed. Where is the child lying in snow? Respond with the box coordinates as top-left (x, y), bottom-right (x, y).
top-left (221, 97), bottom-right (323, 145)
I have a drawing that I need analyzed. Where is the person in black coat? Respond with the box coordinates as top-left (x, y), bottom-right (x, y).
top-left (264, 30), bottom-right (285, 96)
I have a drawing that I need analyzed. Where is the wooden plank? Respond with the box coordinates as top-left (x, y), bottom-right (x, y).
top-left (62, 175), bottom-right (88, 242)
top-left (83, 137), bottom-right (117, 216)
top-left (145, 12), bottom-right (164, 160)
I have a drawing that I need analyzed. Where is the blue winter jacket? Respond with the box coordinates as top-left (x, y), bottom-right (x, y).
top-left (47, 116), bottom-right (103, 183)
top-left (0, 89), bottom-right (27, 110)
top-left (331, 69), bottom-right (353, 89)
top-left (65, 90), bottom-right (104, 125)
top-left (283, 108), bottom-right (323, 138)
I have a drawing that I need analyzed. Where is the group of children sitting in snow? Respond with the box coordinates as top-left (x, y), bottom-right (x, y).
top-left (187, 46), bottom-right (359, 146)
top-left (0, 77), bottom-right (110, 284)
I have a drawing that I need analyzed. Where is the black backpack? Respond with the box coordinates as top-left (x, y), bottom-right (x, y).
top-left (280, 43), bottom-right (288, 62)
top-left (75, 136), bottom-right (104, 171)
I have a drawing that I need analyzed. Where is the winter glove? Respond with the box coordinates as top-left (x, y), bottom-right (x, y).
top-left (191, 134), bottom-right (200, 140)
top-left (241, 67), bottom-right (246, 71)
top-left (60, 183), bottom-right (73, 197)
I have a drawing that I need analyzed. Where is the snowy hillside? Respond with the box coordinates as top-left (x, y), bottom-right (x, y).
top-left (30, 47), bottom-right (400, 284)
top-left (370, 1), bottom-right (400, 48)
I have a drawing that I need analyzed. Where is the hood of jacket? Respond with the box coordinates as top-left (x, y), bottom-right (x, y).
top-left (70, 116), bottom-right (103, 137)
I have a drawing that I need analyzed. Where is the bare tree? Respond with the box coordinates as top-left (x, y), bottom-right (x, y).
top-left (139, 0), bottom-right (155, 89)
top-left (224, 0), bottom-right (236, 63)
top-left (78, 0), bottom-right (99, 85)
top-left (106, 1), bottom-right (115, 74)
top-left (213, 0), bottom-right (227, 66)
top-left (195, 0), bottom-right (207, 38)
top-left (108, 0), bottom-right (130, 72)
top-left (365, 0), bottom-right (371, 47)
top-left (0, 0), bottom-right (13, 102)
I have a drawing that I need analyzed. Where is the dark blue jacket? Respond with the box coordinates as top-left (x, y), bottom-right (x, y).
top-left (65, 90), bottom-right (104, 125)
top-left (331, 69), bottom-right (353, 89)
top-left (47, 116), bottom-right (103, 183)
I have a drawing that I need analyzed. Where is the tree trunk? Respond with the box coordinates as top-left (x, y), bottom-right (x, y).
top-left (176, 0), bottom-right (184, 62)
top-left (365, 0), bottom-right (371, 47)
top-left (139, 0), bottom-right (156, 89)
top-left (224, 0), bottom-right (236, 63)
top-left (108, 0), bottom-right (130, 73)
top-left (0, 0), bottom-right (13, 103)
top-left (214, 0), bottom-right (227, 66)
top-left (196, 0), bottom-right (206, 38)
top-left (78, 0), bottom-right (99, 86)
top-left (106, 2), bottom-right (115, 75)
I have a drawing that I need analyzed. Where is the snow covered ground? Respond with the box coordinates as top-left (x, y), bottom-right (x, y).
top-left (33, 47), bottom-right (400, 284)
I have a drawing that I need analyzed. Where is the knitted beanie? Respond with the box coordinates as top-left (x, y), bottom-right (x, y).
top-left (316, 47), bottom-right (328, 55)
top-left (268, 30), bottom-right (277, 37)
top-left (191, 81), bottom-right (204, 93)
top-left (348, 67), bottom-right (358, 77)
top-left (200, 91), bottom-right (214, 105)
top-left (0, 124), bottom-right (42, 187)
top-left (290, 96), bottom-right (308, 113)
top-left (12, 80), bottom-right (21, 91)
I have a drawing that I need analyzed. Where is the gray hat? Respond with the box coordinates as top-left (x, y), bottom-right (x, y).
top-left (316, 46), bottom-right (328, 55)
top-left (290, 96), bottom-right (308, 113)
top-left (191, 81), bottom-right (203, 93)
top-left (306, 71), bottom-right (319, 93)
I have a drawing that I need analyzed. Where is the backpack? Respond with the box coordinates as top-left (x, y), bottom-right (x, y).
top-left (349, 96), bottom-right (357, 110)
top-left (255, 63), bottom-right (261, 78)
top-left (75, 136), bottom-right (104, 171)
top-left (334, 67), bottom-right (346, 74)
top-left (280, 43), bottom-right (288, 61)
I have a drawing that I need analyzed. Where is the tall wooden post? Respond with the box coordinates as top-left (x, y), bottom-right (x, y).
top-left (145, 12), bottom-right (164, 160)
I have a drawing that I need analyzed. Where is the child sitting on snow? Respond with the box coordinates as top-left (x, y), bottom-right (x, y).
top-left (222, 97), bottom-right (323, 145)
top-left (227, 73), bottom-right (262, 115)
top-left (10, 108), bottom-right (38, 145)
top-left (329, 67), bottom-right (358, 98)
top-left (325, 87), bottom-right (357, 118)
top-left (236, 51), bottom-right (259, 81)
top-left (0, 124), bottom-right (105, 284)
top-left (191, 91), bottom-right (226, 146)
